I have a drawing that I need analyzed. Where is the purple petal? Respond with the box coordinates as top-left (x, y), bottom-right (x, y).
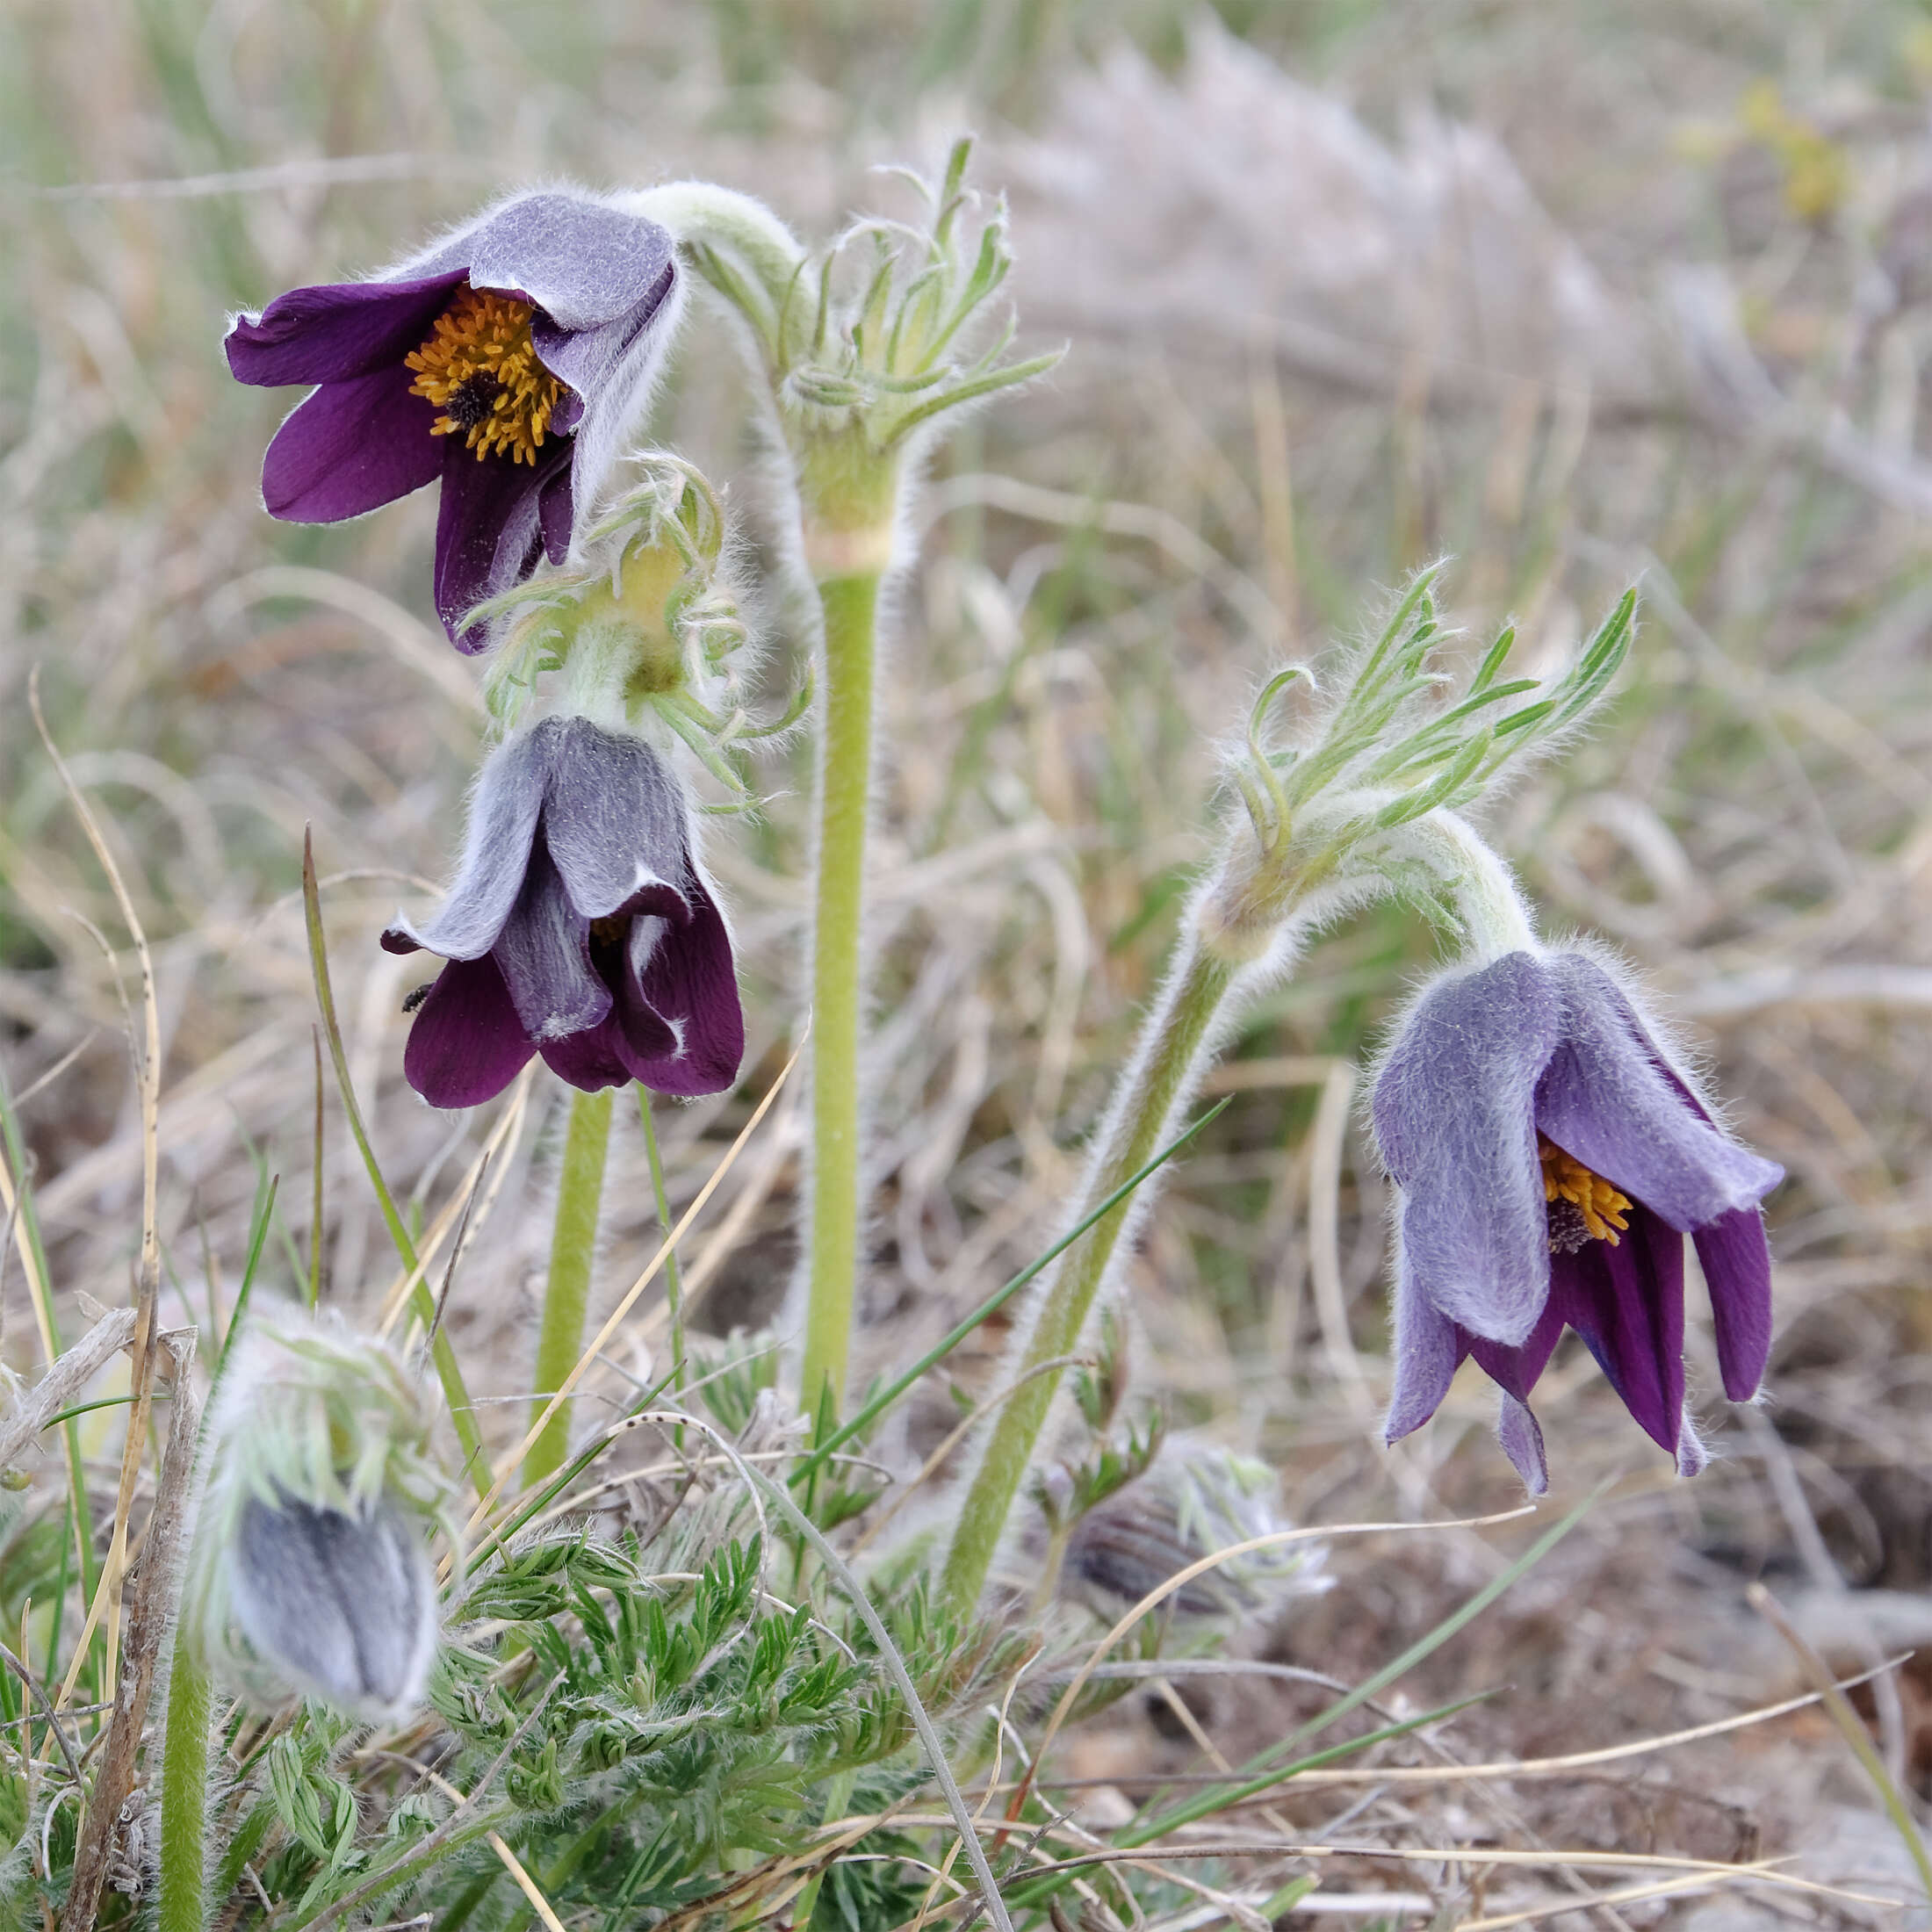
top-left (1694, 1206), bottom-right (1775, 1401)
top-left (402, 956), bottom-right (535, 1108)
top-left (383, 726), bottom-right (554, 960)
top-left (1553, 1204), bottom-right (1686, 1454)
top-left (1382, 1229), bottom-right (1467, 1443)
top-left (491, 844), bottom-right (610, 1043)
top-left (609, 919), bottom-right (681, 1066)
top-left (260, 366), bottom-right (441, 523)
top-left (1467, 1294), bottom-right (1566, 1403)
top-left (537, 1015), bottom-right (635, 1093)
top-left (1496, 1395), bottom-right (1549, 1496)
top-left (541, 720), bottom-right (694, 921)
top-left (226, 271), bottom-right (466, 386)
top-left (1535, 955), bottom-right (1783, 1234)
top-left (454, 196), bottom-right (678, 334)
top-left (622, 873), bottom-right (745, 1097)
top-left (433, 437), bottom-right (572, 650)
top-left (1372, 951), bottom-right (1563, 1347)
top-left (538, 462), bottom-right (574, 564)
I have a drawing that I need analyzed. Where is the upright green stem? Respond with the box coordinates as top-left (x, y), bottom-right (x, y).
top-left (635, 1086), bottom-right (686, 1402)
top-left (157, 1636), bottom-right (213, 1932)
top-left (525, 1086), bottom-right (614, 1487)
top-left (942, 940), bottom-right (1238, 1608)
top-left (799, 567), bottom-right (883, 1421)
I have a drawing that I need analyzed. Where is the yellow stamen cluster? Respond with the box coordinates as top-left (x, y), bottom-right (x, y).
top-left (405, 285), bottom-right (564, 466)
top-left (1539, 1135), bottom-right (1632, 1248)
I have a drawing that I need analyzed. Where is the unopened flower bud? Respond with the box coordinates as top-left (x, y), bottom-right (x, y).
top-left (1060, 1442), bottom-right (1327, 1626)
top-left (227, 1491), bottom-right (436, 1721)
top-left (184, 1304), bottom-right (452, 1723)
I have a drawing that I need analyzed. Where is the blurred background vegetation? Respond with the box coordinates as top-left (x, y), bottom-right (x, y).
top-left (5, 0), bottom-right (1932, 1902)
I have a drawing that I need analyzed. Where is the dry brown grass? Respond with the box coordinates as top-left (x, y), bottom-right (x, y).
top-left (5, 0), bottom-right (1932, 1921)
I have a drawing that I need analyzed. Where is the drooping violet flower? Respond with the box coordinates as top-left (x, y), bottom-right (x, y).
top-left (1372, 948), bottom-right (1784, 1493)
top-left (383, 716), bottom-right (744, 1107)
top-left (225, 192), bottom-right (681, 650)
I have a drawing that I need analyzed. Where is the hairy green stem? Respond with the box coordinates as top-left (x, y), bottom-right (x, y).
top-left (525, 1086), bottom-right (614, 1486)
top-left (942, 939), bottom-right (1238, 1608)
top-left (157, 1637), bottom-right (213, 1932)
top-left (635, 1087), bottom-right (686, 1398)
top-left (799, 568), bottom-right (883, 1420)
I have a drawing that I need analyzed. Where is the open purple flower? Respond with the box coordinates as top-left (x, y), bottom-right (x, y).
top-left (1372, 948), bottom-right (1783, 1493)
top-left (226, 192), bottom-right (680, 650)
top-left (383, 717), bottom-right (744, 1107)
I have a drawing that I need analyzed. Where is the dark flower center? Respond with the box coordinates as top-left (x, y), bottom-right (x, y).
top-left (443, 371), bottom-right (501, 431)
top-left (404, 285), bottom-right (564, 466)
top-left (1538, 1134), bottom-right (1631, 1252)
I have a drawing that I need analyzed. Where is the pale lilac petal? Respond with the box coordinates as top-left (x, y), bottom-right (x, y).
top-left (1382, 1231), bottom-right (1466, 1443)
top-left (541, 720), bottom-right (693, 921)
top-left (491, 845), bottom-right (609, 1042)
top-left (1535, 955), bottom-right (1783, 1233)
top-left (402, 957), bottom-right (535, 1108)
top-left (1373, 951), bottom-right (1562, 1347)
top-left (529, 274), bottom-right (674, 393)
top-left (454, 195), bottom-right (678, 333)
top-left (1551, 1204), bottom-right (1685, 1454)
top-left (624, 875), bottom-right (745, 1097)
top-left (260, 366), bottom-right (441, 523)
top-left (1675, 1410), bottom-right (1711, 1478)
top-left (1496, 1395), bottom-right (1549, 1496)
top-left (383, 727), bottom-right (553, 960)
top-left (226, 272), bottom-right (465, 386)
top-left (1694, 1207), bottom-right (1775, 1401)
top-left (432, 438), bottom-right (568, 651)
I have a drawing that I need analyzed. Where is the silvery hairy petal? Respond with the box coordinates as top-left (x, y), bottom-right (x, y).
top-left (1373, 947), bottom-right (1783, 1489)
top-left (227, 1492), bottom-right (437, 1724)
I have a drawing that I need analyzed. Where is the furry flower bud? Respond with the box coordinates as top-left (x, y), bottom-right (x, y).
top-left (1061, 1443), bottom-right (1328, 1626)
top-left (183, 1305), bottom-right (451, 1723)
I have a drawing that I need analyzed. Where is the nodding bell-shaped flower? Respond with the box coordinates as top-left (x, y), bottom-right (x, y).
top-left (225, 191), bottom-right (681, 650)
top-left (1372, 948), bottom-right (1784, 1493)
top-left (383, 716), bottom-right (745, 1107)
top-left (184, 1306), bottom-right (451, 1724)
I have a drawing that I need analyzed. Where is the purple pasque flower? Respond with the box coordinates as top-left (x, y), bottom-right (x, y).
top-left (1372, 948), bottom-right (1783, 1494)
top-left (383, 716), bottom-right (744, 1107)
top-left (225, 192), bottom-right (681, 651)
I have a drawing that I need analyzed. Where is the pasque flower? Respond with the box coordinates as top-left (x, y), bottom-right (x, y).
top-left (384, 715), bottom-right (744, 1107)
top-left (185, 1305), bottom-right (450, 1722)
top-left (226, 191), bottom-right (681, 649)
top-left (1372, 948), bottom-right (1784, 1492)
